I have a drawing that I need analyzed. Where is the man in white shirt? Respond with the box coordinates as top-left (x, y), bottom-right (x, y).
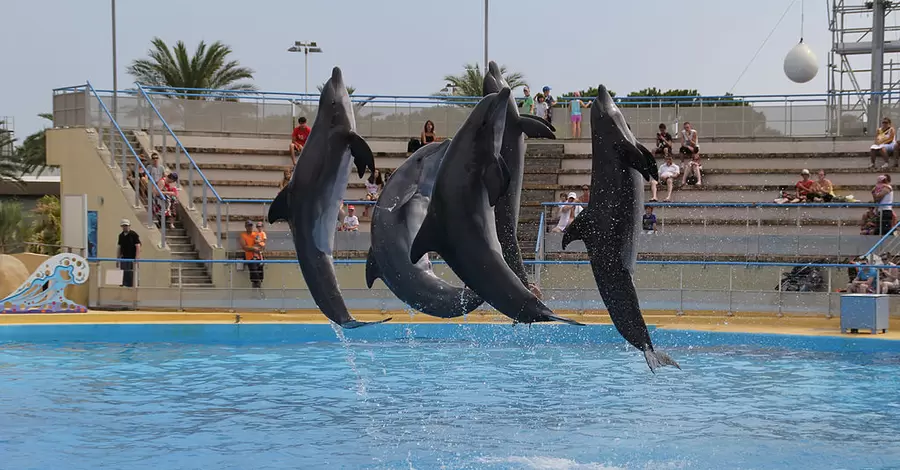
top-left (649, 155), bottom-right (681, 202)
top-left (342, 205), bottom-right (360, 232)
top-left (551, 192), bottom-right (583, 232)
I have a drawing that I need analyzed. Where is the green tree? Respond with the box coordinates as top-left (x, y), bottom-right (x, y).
top-left (128, 37), bottom-right (256, 97)
top-left (15, 113), bottom-right (54, 176)
top-left (27, 195), bottom-right (61, 255)
top-left (0, 126), bottom-right (23, 185)
top-left (561, 87), bottom-right (617, 99)
top-left (438, 63), bottom-right (526, 98)
top-left (0, 200), bottom-right (31, 254)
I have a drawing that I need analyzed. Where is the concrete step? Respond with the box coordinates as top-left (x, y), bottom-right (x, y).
top-left (188, 152), bottom-right (293, 166)
top-left (559, 155), bottom-right (874, 171)
top-left (558, 171), bottom-right (883, 187)
top-left (183, 168), bottom-right (284, 183)
top-left (199, 186), bottom-right (369, 205)
top-left (171, 252), bottom-right (200, 260)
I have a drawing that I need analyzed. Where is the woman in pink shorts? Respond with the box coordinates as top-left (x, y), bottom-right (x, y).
top-left (569, 91), bottom-right (590, 139)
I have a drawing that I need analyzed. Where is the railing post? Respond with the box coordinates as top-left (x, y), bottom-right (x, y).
top-left (120, 134), bottom-right (126, 187)
top-left (188, 163), bottom-right (195, 210)
top-left (677, 265), bottom-right (684, 316)
top-left (162, 131), bottom-right (167, 164)
top-left (826, 269), bottom-right (833, 319)
top-left (777, 267), bottom-right (784, 317)
top-left (146, 184), bottom-right (153, 230)
top-left (161, 207), bottom-right (167, 249)
top-left (727, 265), bottom-right (734, 316)
top-left (137, 94), bottom-right (143, 130)
top-left (216, 202), bottom-right (222, 248)
top-left (132, 163), bottom-right (139, 208)
top-left (202, 183), bottom-right (209, 229)
top-left (148, 109), bottom-right (154, 153)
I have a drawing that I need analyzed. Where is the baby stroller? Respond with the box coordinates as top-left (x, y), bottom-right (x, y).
top-left (776, 259), bottom-right (827, 292)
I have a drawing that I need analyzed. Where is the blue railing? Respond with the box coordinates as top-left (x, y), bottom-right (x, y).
top-left (541, 202), bottom-right (886, 208)
top-left (85, 81), bottom-right (169, 248)
top-left (135, 83), bottom-right (224, 246)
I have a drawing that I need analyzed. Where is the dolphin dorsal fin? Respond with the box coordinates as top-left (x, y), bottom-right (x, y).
top-left (519, 114), bottom-right (557, 138)
top-left (365, 248), bottom-right (381, 288)
top-left (267, 186), bottom-right (291, 224)
top-left (561, 210), bottom-right (589, 250)
top-left (409, 211), bottom-right (443, 264)
top-left (349, 131), bottom-right (376, 178)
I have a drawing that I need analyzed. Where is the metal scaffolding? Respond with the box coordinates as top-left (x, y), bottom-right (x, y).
top-left (828, 0), bottom-right (900, 135)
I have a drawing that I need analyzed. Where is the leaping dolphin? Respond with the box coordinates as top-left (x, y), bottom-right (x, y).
top-left (482, 61), bottom-right (556, 292)
top-left (365, 140), bottom-right (484, 317)
top-left (410, 88), bottom-right (581, 326)
top-left (268, 66), bottom-right (389, 329)
top-left (562, 85), bottom-right (678, 371)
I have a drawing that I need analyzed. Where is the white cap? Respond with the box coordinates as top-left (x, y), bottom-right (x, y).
top-left (801, 169), bottom-right (810, 175)
top-left (120, 218), bottom-right (131, 226)
top-left (567, 192), bottom-right (577, 199)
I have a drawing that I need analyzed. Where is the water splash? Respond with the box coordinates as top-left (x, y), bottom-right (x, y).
top-left (330, 322), bottom-right (369, 398)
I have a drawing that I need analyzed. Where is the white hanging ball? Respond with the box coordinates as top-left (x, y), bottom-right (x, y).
top-left (784, 41), bottom-right (819, 83)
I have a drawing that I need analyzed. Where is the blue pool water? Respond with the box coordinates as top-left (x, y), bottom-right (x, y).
top-left (1, 324), bottom-right (899, 470)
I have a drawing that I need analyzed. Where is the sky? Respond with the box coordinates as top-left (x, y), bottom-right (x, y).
top-left (0, 0), bottom-right (881, 138)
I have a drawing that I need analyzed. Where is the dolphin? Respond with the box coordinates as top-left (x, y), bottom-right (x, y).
top-left (410, 88), bottom-right (581, 326)
top-left (482, 61), bottom-right (557, 291)
top-left (268, 66), bottom-right (389, 329)
top-left (365, 140), bottom-right (484, 317)
top-left (562, 85), bottom-right (678, 371)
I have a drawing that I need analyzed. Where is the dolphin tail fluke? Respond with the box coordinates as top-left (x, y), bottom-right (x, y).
top-left (267, 187), bottom-right (291, 224)
top-left (643, 349), bottom-right (681, 373)
top-left (561, 211), bottom-right (588, 250)
top-left (349, 131), bottom-right (376, 178)
top-left (365, 248), bottom-right (380, 289)
top-left (520, 114), bottom-right (557, 136)
top-left (340, 318), bottom-right (393, 329)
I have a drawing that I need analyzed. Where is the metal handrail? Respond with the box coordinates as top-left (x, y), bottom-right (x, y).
top-left (85, 81), bottom-right (168, 248)
top-left (541, 202), bottom-right (883, 208)
top-left (135, 83), bottom-right (223, 246)
top-left (222, 198), bottom-right (376, 205)
top-left (535, 211), bottom-right (546, 255)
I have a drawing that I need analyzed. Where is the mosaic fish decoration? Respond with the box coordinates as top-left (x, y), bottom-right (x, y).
top-left (1, 253), bottom-right (90, 314)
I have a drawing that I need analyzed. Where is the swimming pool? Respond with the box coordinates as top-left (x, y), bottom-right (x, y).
top-left (1, 324), bottom-right (898, 469)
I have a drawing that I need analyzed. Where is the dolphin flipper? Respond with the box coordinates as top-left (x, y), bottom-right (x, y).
top-left (349, 132), bottom-right (376, 178)
top-left (520, 114), bottom-right (557, 136)
top-left (365, 248), bottom-right (380, 289)
top-left (409, 211), bottom-right (443, 264)
top-left (635, 142), bottom-right (659, 182)
top-left (483, 157), bottom-right (512, 207)
top-left (561, 210), bottom-right (589, 250)
top-left (268, 187), bottom-right (291, 224)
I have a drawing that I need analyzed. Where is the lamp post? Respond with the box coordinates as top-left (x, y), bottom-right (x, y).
top-left (287, 41), bottom-right (324, 97)
top-left (483, 0), bottom-right (489, 72)
top-left (111, 0), bottom-right (118, 125)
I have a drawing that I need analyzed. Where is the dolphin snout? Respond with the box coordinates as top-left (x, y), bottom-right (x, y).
top-left (331, 67), bottom-right (343, 85)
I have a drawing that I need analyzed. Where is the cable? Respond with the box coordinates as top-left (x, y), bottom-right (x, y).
top-left (728, 0), bottom-right (799, 94)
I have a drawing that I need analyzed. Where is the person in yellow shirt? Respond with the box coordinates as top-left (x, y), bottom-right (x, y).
top-left (870, 117), bottom-right (896, 169)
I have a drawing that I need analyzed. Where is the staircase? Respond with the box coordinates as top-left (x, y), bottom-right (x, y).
top-left (165, 218), bottom-right (213, 286)
top-left (519, 142), bottom-right (565, 255)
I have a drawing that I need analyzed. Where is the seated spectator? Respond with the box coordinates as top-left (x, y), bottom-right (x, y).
top-left (869, 117), bottom-right (896, 169)
top-left (814, 169), bottom-right (835, 202)
top-left (847, 257), bottom-right (877, 293)
top-left (679, 122), bottom-right (699, 165)
top-left (342, 205), bottom-right (360, 231)
top-left (551, 192), bottom-right (582, 232)
top-left (579, 185), bottom-right (590, 203)
top-left (642, 206), bottom-right (657, 233)
top-left (551, 192), bottom-right (567, 222)
top-left (880, 255), bottom-right (900, 293)
top-left (774, 189), bottom-right (801, 204)
top-left (290, 117), bottom-right (311, 165)
top-left (681, 153), bottom-right (702, 187)
top-left (795, 169), bottom-right (819, 201)
top-left (148, 152), bottom-right (165, 184)
top-left (421, 120), bottom-right (438, 145)
top-left (154, 172), bottom-right (179, 230)
top-left (363, 169), bottom-right (384, 217)
top-left (860, 206), bottom-right (880, 234)
top-left (651, 155), bottom-right (680, 202)
top-left (655, 123), bottom-right (674, 157)
top-left (534, 93), bottom-right (549, 121)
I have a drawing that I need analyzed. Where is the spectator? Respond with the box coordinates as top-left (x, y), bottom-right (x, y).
top-left (534, 93), bottom-right (549, 121)
top-left (869, 117), bottom-right (896, 169)
top-left (679, 122), bottom-right (699, 165)
top-left (872, 174), bottom-right (894, 235)
top-left (655, 123), bottom-right (674, 157)
top-left (551, 191), bottom-right (567, 222)
top-left (847, 257), bottom-right (877, 293)
top-left (290, 117), bottom-right (311, 165)
top-left (255, 221), bottom-right (267, 253)
top-left (579, 185), bottom-right (590, 204)
top-left (154, 172), bottom-right (179, 230)
top-left (795, 169), bottom-right (818, 201)
top-left (421, 120), bottom-right (437, 145)
top-left (681, 152), bottom-right (702, 187)
top-left (240, 220), bottom-right (264, 289)
top-left (551, 192), bottom-right (582, 232)
top-left (815, 170), bottom-right (835, 202)
top-left (521, 86), bottom-right (535, 114)
top-left (569, 91), bottom-right (590, 138)
top-left (343, 205), bottom-right (360, 231)
top-left (651, 155), bottom-right (681, 202)
top-left (116, 218), bottom-right (141, 288)
top-left (363, 169), bottom-right (384, 218)
top-left (642, 206), bottom-right (657, 234)
top-left (860, 207), bottom-right (879, 235)
top-left (148, 152), bottom-right (165, 184)
top-left (880, 255), bottom-right (900, 293)
top-left (542, 86), bottom-right (557, 123)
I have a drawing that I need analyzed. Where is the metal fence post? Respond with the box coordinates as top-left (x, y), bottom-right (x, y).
top-left (777, 267), bottom-right (784, 317)
top-left (727, 265), bottom-right (734, 316)
top-left (162, 131), bottom-right (167, 164)
top-left (677, 265), bottom-right (684, 315)
top-left (202, 184), bottom-right (209, 229)
top-left (188, 163), bottom-right (195, 210)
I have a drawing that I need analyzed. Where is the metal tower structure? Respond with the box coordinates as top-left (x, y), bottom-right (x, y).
top-left (0, 117), bottom-right (13, 158)
top-left (828, 0), bottom-right (900, 135)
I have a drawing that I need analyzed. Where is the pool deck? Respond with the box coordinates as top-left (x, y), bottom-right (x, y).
top-left (1, 310), bottom-right (899, 340)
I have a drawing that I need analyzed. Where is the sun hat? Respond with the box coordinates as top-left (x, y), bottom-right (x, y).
top-left (801, 169), bottom-right (810, 175)
top-left (348, 205), bottom-right (356, 210)
top-left (120, 218), bottom-right (131, 226)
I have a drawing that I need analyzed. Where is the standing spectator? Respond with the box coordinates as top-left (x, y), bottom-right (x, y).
top-left (795, 169), bottom-right (818, 201)
top-left (869, 117), bottom-right (896, 169)
top-left (255, 221), bottom-right (267, 254)
top-left (521, 86), bottom-right (535, 114)
top-left (551, 192), bottom-right (582, 232)
top-left (579, 185), bottom-right (590, 204)
top-left (542, 86), bottom-right (556, 123)
top-left (363, 169), bottom-right (384, 217)
top-left (421, 121), bottom-right (437, 145)
top-left (569, 91), bottom-right (589, 138)
top-left (343, 205), bottom-right (360, 231)
top-left (290, 117), bottom-right (311, 165)
top-left (651, 155), bottom-right (681, 202)
top-left (815, 169), bottom-right (835, 202)
top-left (116, 219), bottom-right (141, 288)
top-left (655, 123), bottom-right (674, 157)
top-left (872, 174), bottom-right (894, 235)
top-left (679, 122), bottom-right (699, 165)
top-left (642, 206), bottom-right (657, 234)
top-left (148, 152), bottom-right (165, 184)
top-left (534, 94), bottom-right (549, 121)
top-left (681, 153), bottom-right (702, 187)
top-left (240, 220), bottom-right (264, 289)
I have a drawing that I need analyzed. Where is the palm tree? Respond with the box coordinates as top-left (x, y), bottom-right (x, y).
top-left (16, 113), bottom-right (54, 176)
top-left (0, 127), bottom-right (23, 185)
top-left (439, 63), bottom-right (526, 97)
top-left (128, 37), bottom-right (256, 97)
top-left (0, 200), bottom-right (31, 254)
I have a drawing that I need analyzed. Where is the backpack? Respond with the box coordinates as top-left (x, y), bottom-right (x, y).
top-left (686, 174), bottom-right (698, 186)
top-left (407, 138), bottom-right (422, 153)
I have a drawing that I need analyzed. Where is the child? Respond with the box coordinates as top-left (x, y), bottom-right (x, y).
top-left (861, 207), bottom-right (879, 235)
top-left (534, 93), bottom-right (549, 121)
top-left (642, 206), bottom-right (657, 234)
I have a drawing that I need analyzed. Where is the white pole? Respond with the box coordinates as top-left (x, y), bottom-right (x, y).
top-left (483, 0), bottom-right (489, 72)
top-left (304, 48), bottom-right (309, 98)
top-left (111, 0), bottom-right (118, 123)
